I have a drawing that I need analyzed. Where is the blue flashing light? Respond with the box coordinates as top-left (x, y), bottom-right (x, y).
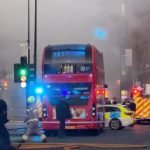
top-left (35, 87), bottom-right (43, 94)
top-left (46, 84), bottom-right (51, 88)
top-left (95, 28), bottom-right (107, 40)
top-left (65, 96), bottom-right (70, 99)
top-left (62, 90), bottom-right (68, 95)
top-left (73, 90), bottom-right (80, 95)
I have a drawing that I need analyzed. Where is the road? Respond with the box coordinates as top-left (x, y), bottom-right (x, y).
top-left (10, 123), bottom-right (150, 150)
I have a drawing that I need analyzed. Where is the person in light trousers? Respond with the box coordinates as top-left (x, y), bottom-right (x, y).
top-left (22, 97), bottom-right (46, 142)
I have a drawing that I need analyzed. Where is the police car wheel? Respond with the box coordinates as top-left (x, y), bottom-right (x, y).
top-left (109, 119), bottom-right (122, 130)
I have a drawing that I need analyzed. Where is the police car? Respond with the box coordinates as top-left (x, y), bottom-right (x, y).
top-left (97, 104), bottom-right (134, 130)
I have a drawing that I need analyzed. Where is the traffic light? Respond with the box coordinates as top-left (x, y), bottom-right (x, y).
top-left (14, 56), bottom-right (35, 84)
top-left (14, 56), bottom-right (28, 84)
top-left (19, 68), bottom-right (28, 79)
top-left (19, 67), bottom-right (28, 88)
top-left (14, 63), bottom-right (28, 88)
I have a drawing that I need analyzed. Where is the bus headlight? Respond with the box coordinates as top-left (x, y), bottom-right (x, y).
top-left (43, 113), bottom-right (47, 117)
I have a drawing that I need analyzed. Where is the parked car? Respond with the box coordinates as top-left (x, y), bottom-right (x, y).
top-left (97, 104), bottom-right (135, 130)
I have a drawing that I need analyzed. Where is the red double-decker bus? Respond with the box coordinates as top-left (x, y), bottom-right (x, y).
top-left (41, 44), bottom-right (105, 134)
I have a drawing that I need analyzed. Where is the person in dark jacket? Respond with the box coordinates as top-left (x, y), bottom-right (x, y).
top-left (105, 98), bottom-right (111, 105)
top-left (112, 97), bottom-right (118, 104)
top-left (128, 101), bottom-right (136, 112)
top-left (0, 99), bottom-right (11, 147)
top-left (56, 97), bottom-right (72, 138)
top-left (122, 98), bottom-right (130, 105)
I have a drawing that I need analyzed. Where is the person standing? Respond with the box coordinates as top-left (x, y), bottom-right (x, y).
top-left (0, 99), bottom-right (11, 146)
top-left (128, 101), bottom-right (136, 112)
top-left (128, 100), bottom-right (136, 126)
top-left (56, 97), bottom-right (72, 138)
top-left (22, 98), bottom-right (47, 142)
top-left (105, 98), bottom-right (111, 105)
top-left (122, 98), bottom-right (130, 105)
top-left (112, 97), bottom-right (118, 104)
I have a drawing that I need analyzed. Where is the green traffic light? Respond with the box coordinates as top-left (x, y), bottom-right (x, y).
top-left (21, 70), bottom-right (26, 75)
top-left (19, 68), bottom-right (27, 76)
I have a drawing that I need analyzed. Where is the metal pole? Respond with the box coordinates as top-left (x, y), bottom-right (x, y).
top-left (120, 0), bottom-right (127, 98)
top-left (34, 0), bottom-right (37, 80)
top-left (28, 0), bottom-right (30, 64)
top-left (26, 0), bottom-right (30, 112)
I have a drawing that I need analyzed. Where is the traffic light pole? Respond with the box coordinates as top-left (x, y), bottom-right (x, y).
top-left (34, 0), bottom-right (37, 80)
top-left (26, 0), bottom-right (38, 111)
top-left (26, 0), bottom-right (30, 113)
top-left (27, 0), bottom-right (30, 64)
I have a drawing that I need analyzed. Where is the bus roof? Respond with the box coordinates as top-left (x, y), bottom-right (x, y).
top-left (45, 44), bottom-right (91, 51)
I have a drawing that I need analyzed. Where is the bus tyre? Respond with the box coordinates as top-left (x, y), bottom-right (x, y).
top-left (109, 119), bottom-right (122, 130)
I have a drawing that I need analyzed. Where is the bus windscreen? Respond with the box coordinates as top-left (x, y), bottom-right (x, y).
top-left (45, 83), bottom-right (91, 106)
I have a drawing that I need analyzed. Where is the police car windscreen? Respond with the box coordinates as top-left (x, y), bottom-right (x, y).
top-left (45, 83), bottom-right (91, 106)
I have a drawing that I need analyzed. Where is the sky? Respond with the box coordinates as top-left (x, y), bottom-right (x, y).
top-left (0, 0), bottom-right (150, 98)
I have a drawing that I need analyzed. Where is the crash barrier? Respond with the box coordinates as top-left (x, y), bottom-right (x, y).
top-left (13, 143), bottom-right (148, 150)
